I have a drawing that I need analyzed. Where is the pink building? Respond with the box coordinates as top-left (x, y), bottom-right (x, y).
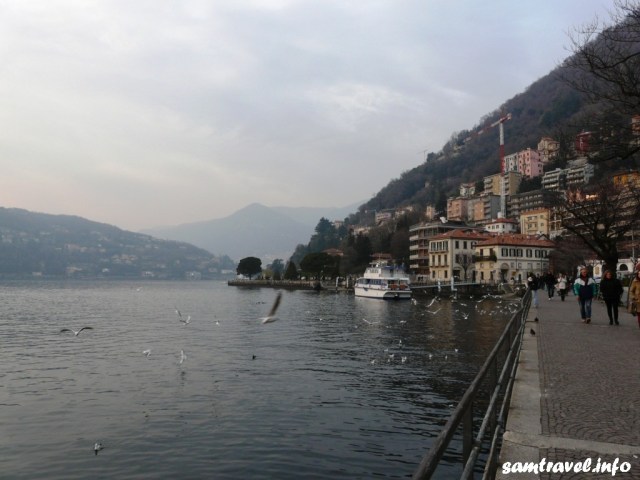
top-left (504, 148), bottom-right (543, 178)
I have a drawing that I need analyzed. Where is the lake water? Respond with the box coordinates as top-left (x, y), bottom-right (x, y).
top-left (0, 280), bottom-right (517, 479)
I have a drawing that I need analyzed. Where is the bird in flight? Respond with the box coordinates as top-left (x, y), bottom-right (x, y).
top-left (60, 327), bottom-right (93, 337)
top-left (142, 349), bottom-right (151, 357)
top-left (175, 307), bottom-right (191, 324)
top-left (179, 350), bottom-right (187, 364)
top-left (261, 292), bottom-right (282, 324)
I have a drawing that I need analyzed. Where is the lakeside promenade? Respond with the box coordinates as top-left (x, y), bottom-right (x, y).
top-left (497, 292), bottom-right (640, 479)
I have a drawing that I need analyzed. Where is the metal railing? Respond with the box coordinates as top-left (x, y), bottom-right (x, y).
top-left (412, 290), bottom-right (532, 479)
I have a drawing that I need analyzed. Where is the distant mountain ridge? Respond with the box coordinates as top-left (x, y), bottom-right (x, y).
top-left (141, 202), bottom-right (362, 261)
top-left (0, 207), bottom-right (231, 278)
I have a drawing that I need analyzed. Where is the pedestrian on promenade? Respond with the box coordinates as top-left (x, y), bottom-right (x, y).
top-left (556, 273), bottom-right (568, 301)
top-left (527, 273), bottom-right (539, 308)
top-left (628, 269), bottom-right (640, 329)
top-left (573, 267), bottom-right (596, 323)
top-left (543, 271), bottom-right (556, 299)
top-left (599, 270), bottom-right (623, 325)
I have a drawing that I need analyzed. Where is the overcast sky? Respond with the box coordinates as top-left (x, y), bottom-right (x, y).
top-left (0, 0), bottom-right (613, 231)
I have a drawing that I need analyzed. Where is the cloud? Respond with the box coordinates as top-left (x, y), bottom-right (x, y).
top-left (0, 0), bottom-right (614, 230)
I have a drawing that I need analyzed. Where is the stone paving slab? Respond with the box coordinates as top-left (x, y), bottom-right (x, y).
top-left (497, 293), bottom-right (640, 479)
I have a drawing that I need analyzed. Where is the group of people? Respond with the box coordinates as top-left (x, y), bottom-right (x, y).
top-left (526, 266), bottom-right (640, 328)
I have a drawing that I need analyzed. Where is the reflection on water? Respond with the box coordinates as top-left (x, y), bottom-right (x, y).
top-left (0, 280), bottom-right (517, 479)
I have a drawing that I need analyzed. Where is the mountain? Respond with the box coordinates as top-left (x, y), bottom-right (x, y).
top-left (271, 201), bottom-right (364, 228)
top-left (0, 207), bottom-right (232, 278)
top-left (142, 203), bottom-right (355, 261)
top-left (350, 67), bottom-right (601, 222)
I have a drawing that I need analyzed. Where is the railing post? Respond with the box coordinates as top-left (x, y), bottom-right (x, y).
top-left (462, 403), bottom-right (474, 464)
top-left (489, 358), bottom-right (498, 437)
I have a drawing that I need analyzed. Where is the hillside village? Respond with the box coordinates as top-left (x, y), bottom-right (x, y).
top-left (330, 117), bottom-right (640, 285)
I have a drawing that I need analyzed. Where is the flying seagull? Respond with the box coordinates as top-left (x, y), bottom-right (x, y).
top-left (261, 292), bottom-right (282, 324)
top-left (60, 327), bottom-right (93, 337)
top-left (179, 350), bottom-right (187, 365)
top-left (94, 442), bottom-right (103, 455)
top-left (142, 349), bottom-right (151, 357)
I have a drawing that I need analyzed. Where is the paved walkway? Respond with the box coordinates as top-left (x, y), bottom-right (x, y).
top-left (497, 292), bottom-right (640, 479)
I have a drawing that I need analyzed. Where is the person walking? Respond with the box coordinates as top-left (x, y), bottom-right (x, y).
top-left (527, 273), bottom-right (539, 308)
top-left (628, 269), bottom-right (640, 329)
top-left (543, 271), bottom-right (556, 300)
top-left (573, 267), bottom-right (596, 323)
top-left (599, 270), bottom-right (623, 325)
top-left (556, 273), bottom-right (568, 301)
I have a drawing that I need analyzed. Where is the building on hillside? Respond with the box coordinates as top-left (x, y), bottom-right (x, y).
top-left (483, 171), bottom-right (522, 196)
top-left (409, 220), bottom-right (481, 280)
top-left (485, 217), bottom-right (519, 234)
top-left (459, 182), bottom-right (476, 197)
top-left (575, 131), bottom-right (592, 155)
top-left (519, 208), bottom-right (551, 236)
top-left (548, 209), bottom-right (564, 239)
top-left (508, 189), bottom-right (560, 219)
top-left (538, 137), bottom-right (560, 164)
top-left (612, 170), bottom-right (640, 188)
top-left (447, 197), bottom-right (469, 222)
top-left (565, 158), bottom-right (595, 187)
top-left (541, 159), bottom-right (594, 192)
top-left (474, 234), bottom-right (555, 284)
top-left (425, 205), bottom-right (438, 221)
top-left (541, 168), bottom-right (567, 191)
top-left (466, 196), bottom-right (485, 223)
top-left (375, 210), bottom-right (394, 225)
top-left (428, 229), bottom-right (492, 282)
top-left (504, 148), bottom-right (543, 178)
top-left (478, 194), bottom-right (502, 225)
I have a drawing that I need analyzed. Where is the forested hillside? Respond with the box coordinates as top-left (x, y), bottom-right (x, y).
top-left (0, 208), bottom-right (234, 278)
top-left (356, 71), bottom-right (587, 220)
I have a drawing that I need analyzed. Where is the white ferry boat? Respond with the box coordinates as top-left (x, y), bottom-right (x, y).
top-left (354, 261), bottom-right (411, 300)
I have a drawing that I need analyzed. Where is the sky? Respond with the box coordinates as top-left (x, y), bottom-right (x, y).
top-left (0, 0), bottom-right (614, 231)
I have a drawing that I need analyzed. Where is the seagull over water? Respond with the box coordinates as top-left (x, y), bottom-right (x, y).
top-left (60, 327), bottom-right (93, 337)
top-left (94, 442), bottom-right (103, 455)
top-left (142, 349), bottom-right (151, 357)
top-left (174, 306), bottom-right (191, 324)
top-left (261, 292), bottom-right (282, 324)
top-left (179, 350), bottom-right (187, 364)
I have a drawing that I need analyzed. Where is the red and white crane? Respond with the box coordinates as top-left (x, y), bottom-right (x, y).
top-left (464, 112), bottom-right (512, 217)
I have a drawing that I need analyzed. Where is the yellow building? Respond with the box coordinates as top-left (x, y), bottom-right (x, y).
top-left (519, 208), bottom-right (550, 236)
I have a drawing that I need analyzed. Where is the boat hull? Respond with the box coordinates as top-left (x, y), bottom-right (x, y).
top-left (354, 286), bottom-right (411, 300)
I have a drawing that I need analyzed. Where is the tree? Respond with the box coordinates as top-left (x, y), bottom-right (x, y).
top-left (562, 1), bottom-right (640, 161)
top-left (236, 256), bottom-right (262, 279)
top-left (283, 260), bottom-right (298, 280)
top-left (455, 253), bottom-right (474, 281)
top-left (300, 252), bottom-right (338, 279)
top-left (268, 259), bottom-right (285, 280)
top-left (556, 178), bottom-right (640, 273)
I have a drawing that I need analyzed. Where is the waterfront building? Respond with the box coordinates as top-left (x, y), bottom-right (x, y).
top-left (409, 220), bottom-right (482, 280)
top-left (428, 229), bottom-right (491, 282)
top-left (474, 234), bottom-right (554, 284)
